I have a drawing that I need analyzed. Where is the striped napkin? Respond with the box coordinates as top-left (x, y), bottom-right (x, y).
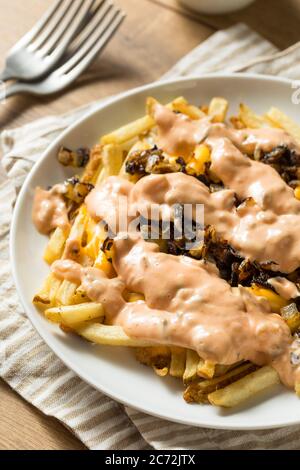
top-left (2, 23), bottom-right (300, 450)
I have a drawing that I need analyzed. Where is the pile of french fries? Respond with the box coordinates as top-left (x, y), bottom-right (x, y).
top-left (33, 95), bottom-right (300, 408)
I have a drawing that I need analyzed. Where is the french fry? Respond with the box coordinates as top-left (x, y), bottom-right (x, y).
top-left (186, 144), bottom-right (211, 175)
top-left (247, 284), bottom-right (288, 313)
top-left (76, 323), bottom-right (158, 347)
top-left (55, 280), bottom-right (78, 306)
top-left (238, 103), bottom-right (270, 129)
top-left (45, 302), bottom-right (105, 326)
top-left (230, 116), bottom-right (245, 129)
top-left (101, 115), bottom-right (155, 145)
top-left (152, 366), bottom-right (168, 376)
top-left (48, 275), bottom-right (63, 305)
top-left (62, 206), bottom-right (87, 261)
top-left (294, 186), bottom-right (300, 200)
top-left (208, 366), bottom-right (279, 408)
top-left (83, 144), bottom-right (103, 184)
top-left (208, 97), bottom-right (229, 123)
top-left (135, 346), bottom-right (170, 370)
top-left (71, 287), bottom-right (89, 305)
top-left (266, 107), bottom-right (300, 144)
top-left (84, 217), bottom-right (113, 268)
top-left (44, 226), bottom-right (70, 265)
top-left (214, 362), bottom-right (243, 377)
top-left (184, 362), bottom-right (257, 404)
top-left (134, 345), bottom-right (171, 376)
top-left (197, 360), bottom-right (215, 379)
top-left (94, 250), bottom-right (115, 277)
top-left (126, 292), bottom-right (145, 302)
top-left (146, 96), bottom-right (190, 119)
top-left (183, 349), bottom-right (200, 384)
top-left (170, 347), bottom-right (186, 378)
top-left (34, 272), bottom-right (64, 309)
top-left (171, 97), bottom-right (206, 120)
top-left (33, 273), bottom-right (53, 309)
top-left (101, 144), bottom-right (124, 177)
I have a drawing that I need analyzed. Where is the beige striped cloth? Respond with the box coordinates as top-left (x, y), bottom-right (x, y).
top-left (2, 23), bottom-right (300, 450)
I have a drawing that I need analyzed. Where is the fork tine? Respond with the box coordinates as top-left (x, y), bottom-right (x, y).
top-left (13, 0), bottom-right (66, 50)
top-left (69, 0), bottom-right (113, 55)
top-left (58, 6), bottom-right (121, 76)
top-left (62, 11), bottom-right (125, 80)
top-left (29, 0), bottom-right (77, 52)
top-left (69, 0), bottom-right (112, 53)
top-left (38, 0), bottom-right (98, 58)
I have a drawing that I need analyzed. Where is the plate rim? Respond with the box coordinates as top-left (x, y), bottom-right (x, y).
top-left (10, 72), bottom-right (299, 430)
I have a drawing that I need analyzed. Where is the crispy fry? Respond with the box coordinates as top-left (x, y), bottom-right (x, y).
top-left (82, 144), bottom-right (103, 184)
top-left (170, 347), bottom-right (186, 378)
top-left (101, 144), bottom-right (124, 177)
top-left (208, 366), bottom-right (279, 407)
top-left (101, 115), bottom-right (155, 145)
top-left (44, 226), bottom-right (70, 265)
top-left (71, 287), bottom-right (89, 305)
top-left (183, 349), bottom-right (200, 384)
top-left (197, 360), bottom-right (215, 379)
top-left (230, 116), bottom-right (246, 129)
top-left (266, 107), bottom-right (300, 144)
top-left (238, 103), bottom-right (270, 129)
top-left (45, 302), bottom-right (104, 326)
top-left (186, 144), bottom-right (211, 175)
top-left (171, 97), bottom-right (206, 120)
top-left (208, 97), bottom-right (228, 123)
top-left (126, 292), bottom-right (145, 302)
top-left (214, 363), bottom-right (243, 377)
top-left (247, 284), bottom-right (288, 313)
top-left (33, 273), bottom-right (64, 310)
top-left (62, 206), bottom-right (87, 261)
top-left (135, 346), bottom-right (171, 373)
top-left (93, 250), bottom-right (115, 277)
top-left (184, 363), bottom-right (257, 404)
top-left (55, 280), bottom-right (78, 306)
top-left (76, 323), bottom-right (158, 347)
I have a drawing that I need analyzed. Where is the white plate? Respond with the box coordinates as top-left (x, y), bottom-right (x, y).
top-left (11, 73), bottom-right (300, 430)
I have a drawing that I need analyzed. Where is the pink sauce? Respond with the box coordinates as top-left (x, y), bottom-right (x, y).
top-left (52, 237), bottom-right (297, 387)
top-left (32, 185), bottom-right (69, 235)
top-left (268, 277), bottom-right (300, 300)
top-left (153, 103), bottom-right (300, 157)
top-left (154, 104), bottom-right (211, 157)
top-left (49, 103), bottom-right (300, 389)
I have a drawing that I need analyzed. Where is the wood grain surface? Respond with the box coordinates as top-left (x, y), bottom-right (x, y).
top-left (0, 0), bottom-right (299, 450)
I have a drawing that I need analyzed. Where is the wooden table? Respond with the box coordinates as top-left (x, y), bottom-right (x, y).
top-left (0, 0), bottom-right (299, 450)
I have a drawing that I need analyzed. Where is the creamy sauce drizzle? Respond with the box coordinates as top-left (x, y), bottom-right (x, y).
top-left (32, 185), bottom-right (69, 235)
top-left (52, 245), bottom-right (295, 386)
top-left (268, 277), bottom-right (300, 300)
top-left (153, 103), bottom-right (300, 157)
top-left (48, 103), bottom-right (300, 389)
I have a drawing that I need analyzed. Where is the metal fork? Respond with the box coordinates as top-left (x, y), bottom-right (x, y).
top-left (0, 4), bottom-right (125, 101)
top-left (0, 0), bottom-right (100, 82)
